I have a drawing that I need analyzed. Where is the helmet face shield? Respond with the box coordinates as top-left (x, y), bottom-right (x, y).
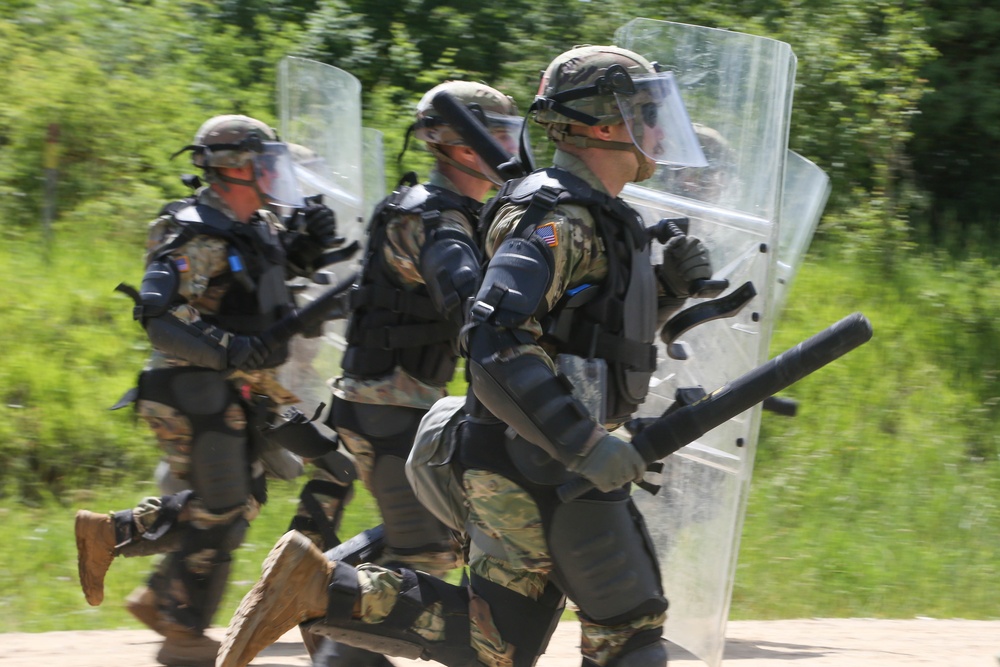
top-left (485, 112), bottom-right (523, 155)
top-left (615, 72), bottom-right (707, 168)
top-left (253, 142), bottom-right (305, 208)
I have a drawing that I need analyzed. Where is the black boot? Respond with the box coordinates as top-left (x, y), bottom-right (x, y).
top-left (312, 636), bottom-right (394, 667)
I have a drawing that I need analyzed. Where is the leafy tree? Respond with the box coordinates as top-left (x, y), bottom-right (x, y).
top-left (908, 0), bottom-right (1000, 252)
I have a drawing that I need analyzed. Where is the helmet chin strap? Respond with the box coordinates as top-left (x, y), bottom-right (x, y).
top-left (427, 143), bottom-right (499, 186)
top-left (547, 124), bottom-right (654, 182)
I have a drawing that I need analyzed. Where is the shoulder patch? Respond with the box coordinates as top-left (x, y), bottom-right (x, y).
top-left (534, 221), bottom-right (559, 247)
top-left (174, 256), bottom-right (191, 272)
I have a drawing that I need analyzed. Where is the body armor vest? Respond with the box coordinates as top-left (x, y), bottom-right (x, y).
top-left (342, 179), bottom-right (482, 386)
top-left (480, 169), bottom-right (658, 423)
top-left (158, 202), bottom-right (293, 362)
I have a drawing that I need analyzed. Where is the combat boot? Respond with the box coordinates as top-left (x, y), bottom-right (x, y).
top-left (310, 636), bottom-right (395, 667)
top-left (155, 632), bottom-right (221, 667)
top-left (217, 530), bottom-right (333, 667)
top-left (75, 509), bottom-right (117, 606)
top-left (125, 586), bottom-right (164, 635)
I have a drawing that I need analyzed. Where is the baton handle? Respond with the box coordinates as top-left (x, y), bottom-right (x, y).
top-left (261, 271), bottom-right (358, 349)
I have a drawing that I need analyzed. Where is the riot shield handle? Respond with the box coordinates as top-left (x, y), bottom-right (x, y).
top-left (648, 216), bottom-right (729, 298)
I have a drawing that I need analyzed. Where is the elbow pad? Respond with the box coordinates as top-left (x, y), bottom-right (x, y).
top-left (468, 235), bottom-right (553, 328)
top-left (419, 228), bottom-right (482, 322)
top-left (467, 324), bottom-right (595, 462)
top-left (135, 259), bottom-right (180, 322)
top-left (145, 316), bottom-right (228, 370)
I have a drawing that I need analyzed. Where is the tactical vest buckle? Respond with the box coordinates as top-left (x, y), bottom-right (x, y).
top-left (469, 300), bottom-right (495, 325)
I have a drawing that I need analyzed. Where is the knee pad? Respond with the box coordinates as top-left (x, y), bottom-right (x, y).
top-left (548, 497), bottom-right (667, 624)
top-left (372, 454), bottom-right (451, 552)
top-left (469, 573), bottom-right (565, 667)
top-left (309, 563), bottom-right (475, 667)
top-left (140, 368), bottom-right (250, 511)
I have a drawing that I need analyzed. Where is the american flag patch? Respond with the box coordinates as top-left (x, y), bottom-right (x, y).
top-left (535, 222), bottom-right (559, 247)
top-left (174, 256), bottom-right (190, 272)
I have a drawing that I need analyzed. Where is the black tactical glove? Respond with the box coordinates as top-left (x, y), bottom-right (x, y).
top-left (657, 234), bottom-right (712, 298)
top-left (302, 204), bottom-right (338, 248)
top-left (566, 434), bottom-right (647, 493)
top-left (227, 335), bottom-right (271, 371)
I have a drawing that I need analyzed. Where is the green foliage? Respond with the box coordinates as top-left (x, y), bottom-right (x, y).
top-left (908, 0), bottom-right (1000, 250)
top-left (0, 0), bottom-right (297, 229)
top-left (736, 251), bottom-right (1000, 618)
top-left (0, 223), bottom-right (157, 503)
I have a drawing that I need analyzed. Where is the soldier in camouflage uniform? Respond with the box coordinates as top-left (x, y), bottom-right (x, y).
top-left (293, 80), bottom-right (521, 667)
top-left (73, 114), bottom-right (340, 667)
top-left (215, 45), bottom-right (714, 667)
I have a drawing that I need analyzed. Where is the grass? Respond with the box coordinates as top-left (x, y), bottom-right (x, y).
top-left (0, 478), bottom-right (383, 633)
top-left (1, 223), bottom-right (999, 631)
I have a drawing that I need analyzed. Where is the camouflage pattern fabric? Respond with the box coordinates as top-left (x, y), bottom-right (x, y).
top-left (464, 470), bottom-right (664, 666)
top-left (134, 398), bottom-right (262, 529)
top-left (534, 45), bottom-right (656, 128)
top-left (461, 151), bottom-right (665, 663)
top-left (324, 150), bottom-right (665, 662)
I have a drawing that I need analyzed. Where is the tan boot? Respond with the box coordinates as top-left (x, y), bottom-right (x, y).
top-left (156, 632), bottom-right (221, 667)
top-left (75, 510), bottom-right (117, 606)
top-left (126, 586), bottom-right (161, 632)
top-left (217, 531), bottom-right (332, 667)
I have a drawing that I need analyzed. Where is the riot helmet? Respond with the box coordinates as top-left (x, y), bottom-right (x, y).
top-left (533, 45), bottom-right (706, 179)
top-left (175, 114), bottom-right (305, 211)
top-left (408, 81), bottom-right (522, 183)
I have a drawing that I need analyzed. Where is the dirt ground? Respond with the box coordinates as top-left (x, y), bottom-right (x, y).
top-left (2, 618), bottom-right (999, 667)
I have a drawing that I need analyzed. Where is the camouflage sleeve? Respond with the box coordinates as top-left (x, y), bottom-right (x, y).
top-left (483, 202), bottom-right (607, 367)
top-left (383, 208), bottom-right (476, 288)
top-left (145, 217), bottom-right (230, 324)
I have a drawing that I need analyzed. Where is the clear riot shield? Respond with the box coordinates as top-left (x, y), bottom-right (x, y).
top-left (276, 57), bottom-right (372, 413)
top-left (615, 19), bottom-right (824, 667)
top-left (278, 56), bottom-right (367, 248)
top-left (773, 151), bottom-right (829, 315)
top-left (362, 127), bottom-right (387, 220)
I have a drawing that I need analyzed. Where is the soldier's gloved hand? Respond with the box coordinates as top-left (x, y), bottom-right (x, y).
top-left (567, 434), bottom-right (647, 492)
top-left (302, 204), bottom-right (339, 248)
top-left (227, 335), bottom-right (271, 371)
top-left (657, 234), bottom-right (712, 298)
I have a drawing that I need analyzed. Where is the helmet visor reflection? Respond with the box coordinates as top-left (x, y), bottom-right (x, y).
top-left (253, 142), bottom-right (305, 207)
top-left (615, 72), bottom-right (707, 168)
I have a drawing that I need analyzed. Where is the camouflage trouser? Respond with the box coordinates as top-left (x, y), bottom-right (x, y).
top-left (337, 423), bottom-right (462, 577)
top-left (135, 398), bottom-right (261, 631)
top-left (134, 399), bottom-right (262, 532)
top-left (291, 462), bottom-right (355, 551)
top-left (463, 470), bottom-right (665, 667)
top-left (349, 470), bottom-right (664, 667)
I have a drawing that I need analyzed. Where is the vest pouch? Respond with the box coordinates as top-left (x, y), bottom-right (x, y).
top-left (556, 354), bottom-right (608, 425)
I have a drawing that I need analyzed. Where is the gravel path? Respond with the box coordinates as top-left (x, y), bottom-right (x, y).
top-left (2, 618), bottom-right (999, 666)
